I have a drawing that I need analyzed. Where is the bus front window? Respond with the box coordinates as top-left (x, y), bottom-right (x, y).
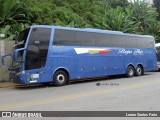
top-left (10, 45), bottom-right (24, 69)
top-left (16, 28), bottom-right (30, 44)
top-left (10, 28), bottom-right (30, 70)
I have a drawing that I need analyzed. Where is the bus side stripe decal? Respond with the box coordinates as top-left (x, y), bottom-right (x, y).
top-left (74, 48), bottom-right (111, 55)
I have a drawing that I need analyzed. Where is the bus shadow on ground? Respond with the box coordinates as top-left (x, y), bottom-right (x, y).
top-left (14, 73), bottom-right (153, 90)
top-left (69, 73), bottom-right (153, 85)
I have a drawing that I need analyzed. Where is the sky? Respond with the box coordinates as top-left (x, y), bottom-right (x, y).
top-left (128, 0), bottom-right (153, 4)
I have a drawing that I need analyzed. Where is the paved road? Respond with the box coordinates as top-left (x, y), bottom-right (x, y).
top-left (0, 72), bottom-right (160, 113)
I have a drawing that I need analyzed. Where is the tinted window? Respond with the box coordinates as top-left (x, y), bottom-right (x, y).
top-left (126, 36), bottom-right (137, 48)
top-left (18, 28), bottom-right (30, 44)
top-left (53, 29), bottom-right (95, 46)
top-left (26, 28), bottom-right (51, 69)
top-left (118, 35), bottom-right (127, 47)
top-left (53, 29), bottom-right (154, 48)
top-left (95, 33), bottom-right (112, 47)
top-left (112, 35), bottom-right (126, 47)
top-left (25, 45), bottom-right (40, 70)
top-left (53, 29), bottom-right (75, 45)
top-left (145, 38), bottom-right (154, 48)
top-left (75, 31), bottom-right (95, 46)
top-left (136, 37), bottom-right (144, 48)
top-left (28, 28), bottom-right (51, 45)
top-left (136, 37), bottom-right (154, 48)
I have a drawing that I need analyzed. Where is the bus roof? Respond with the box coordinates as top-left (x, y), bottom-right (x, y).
top-left (31, 25), bottom-right (154, 39)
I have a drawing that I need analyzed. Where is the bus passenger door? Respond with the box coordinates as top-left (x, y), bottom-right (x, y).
top-left (25, 45), bottom-right (42, 84)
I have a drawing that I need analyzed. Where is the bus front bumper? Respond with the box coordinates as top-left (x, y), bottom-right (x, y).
top-left (10, 71), bottom-right (27, 84)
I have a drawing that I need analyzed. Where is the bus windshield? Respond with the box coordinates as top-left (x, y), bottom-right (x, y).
top-left (10, 28), bottom-right (30, 70)
top-left (10, 44), bottom-right (24, 70)
top-left (16, 28), bottom-right (30, 44)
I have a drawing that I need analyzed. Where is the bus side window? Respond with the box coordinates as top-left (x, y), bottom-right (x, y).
top-left (95, 33), bottom-right (112, 47)
top-left (146, 38), bottom-right (154, 48)
top-left (126, 36), bottom-right (137, 48)
top-left (112, 35), bottom-right (126, 48)
top-left (53, 29), bottom-right (75, 46)
top-left (75, 31), bottom-right (95, 46)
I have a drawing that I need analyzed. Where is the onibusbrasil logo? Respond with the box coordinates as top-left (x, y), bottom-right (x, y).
top-left (96, 83), bottom-right (101, 86)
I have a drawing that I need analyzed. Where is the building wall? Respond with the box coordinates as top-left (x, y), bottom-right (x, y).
top-left (0, 40), bottom-right (14, 82)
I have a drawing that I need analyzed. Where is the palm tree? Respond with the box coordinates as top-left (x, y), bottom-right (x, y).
top-left (127, 0), bottom-right (158, 33)
top-left (99, 6), bottom-right (138, 33)
top-left (0, 0), bottom-right (30, 39)
top-left (0, 0), bottom-right (30, 27)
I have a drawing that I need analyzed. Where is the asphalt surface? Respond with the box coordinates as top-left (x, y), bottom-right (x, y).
top-left (0, 72), bottom-right (160, 119)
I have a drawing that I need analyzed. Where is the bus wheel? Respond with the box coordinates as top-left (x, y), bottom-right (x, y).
top-left (135, 65), bottom-right (143, 76)
top-left (53, 70), bottom-right (68, 86)
top-left (126, 66), bottom-right (135, 77)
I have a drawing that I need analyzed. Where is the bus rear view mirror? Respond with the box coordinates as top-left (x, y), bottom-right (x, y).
top-left (13, 48), bottom-right (26, 62)
top-left (1, 54), bottom-right (12, 67)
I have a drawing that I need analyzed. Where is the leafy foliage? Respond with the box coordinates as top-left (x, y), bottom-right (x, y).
top-left (107, 0), bottom-right (129, 8)
top-left (100, 7), bottom-right (138, 33)
top-left (0, 0), bottom-right (30, 39)
top-left (0, 0), bottom-right (160, 42)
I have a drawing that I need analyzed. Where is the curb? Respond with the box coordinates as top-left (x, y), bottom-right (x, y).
top-left (0, 82), bottom-right (17, 88)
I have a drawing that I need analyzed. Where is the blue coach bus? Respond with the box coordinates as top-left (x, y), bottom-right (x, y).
top-left (1, 25), bottom-right (157, 86)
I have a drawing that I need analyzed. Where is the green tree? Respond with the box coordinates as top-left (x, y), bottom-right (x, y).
top-left (126, 0), bottom-right (160, 42)
top-left (100, 6), bottom-right (138, 33)
top-left (1, 0), bottom-right (160, 42)
top-left (0, 0), bottom-right (30, 27)
top-left (0, 0), bottom-right (30, 38)
top-left (128, 0), bottom-right (158, 33)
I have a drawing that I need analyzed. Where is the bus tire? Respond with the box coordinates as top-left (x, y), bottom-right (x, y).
top-left (53, 70), bottom-right (68, 86)
top-left (135, 65), bottom-right (143, 76)
top-left (126, 66), bottom-right (135, 77)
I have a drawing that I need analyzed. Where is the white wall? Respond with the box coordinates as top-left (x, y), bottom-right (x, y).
top-left (0, 40), bottom-right (14, 82)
